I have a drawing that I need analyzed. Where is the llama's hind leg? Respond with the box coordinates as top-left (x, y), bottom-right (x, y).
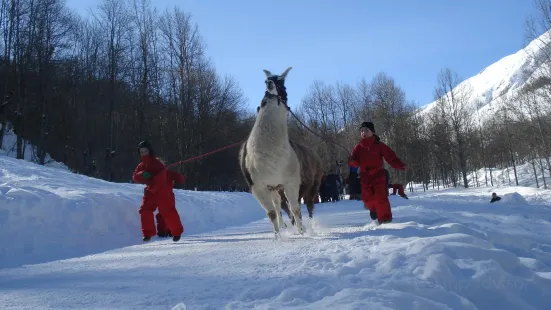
top-left (285, 184), bottom-right (304, 235)
top-left (307, 179), bottom-right (321, 219)
top-left (251, 186), bottom-right (280, 236)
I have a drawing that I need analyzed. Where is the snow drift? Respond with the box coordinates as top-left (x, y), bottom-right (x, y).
top-left (0, 123), bottom-right (69, 171)
top-left (0, 155), bottom-right (265, 269)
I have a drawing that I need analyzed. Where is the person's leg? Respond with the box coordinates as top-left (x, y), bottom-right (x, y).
top-left (156, 212), bottom-right (170, 237)
top-left (373, 181), bottom-right (393, 223)
top-left (139, 196), bottom-right (157, 240)
top-left (361, 180), bottom-right (377, 220)
top-left (158, 193), bottom-right (184, 239)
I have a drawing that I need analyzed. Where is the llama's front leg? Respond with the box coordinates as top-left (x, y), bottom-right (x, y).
top-left (270, 189), bottom-right (287, 229)
top-left (285, 184), bottom-right (304, 235)
top-left (251, 186), bottom-right (280, 237)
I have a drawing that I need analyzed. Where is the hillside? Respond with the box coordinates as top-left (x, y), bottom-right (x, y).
top-left (0, 123), bottom-right (68, 171)
top-left (420, 30), bottom-right (551, 122)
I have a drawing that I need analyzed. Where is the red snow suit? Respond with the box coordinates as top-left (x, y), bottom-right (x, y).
top-left (391, 184), bottom-right (406, 196)
top-left (348, 135), bottom-right (406, 223)
top-left (155, 170), bottom-right (185, 235)
top-left (132, 155), bottom-right (184, 238)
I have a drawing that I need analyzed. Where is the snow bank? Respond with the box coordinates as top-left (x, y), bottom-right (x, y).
top-left (0, 123), bottom-right (69, 171)
top-left (0, 155), bottom-right (264, 269)
top-left (501, 192), bottom-right (528, 204)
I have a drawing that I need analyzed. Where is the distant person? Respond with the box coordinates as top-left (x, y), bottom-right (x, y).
top-left (490, 192), bottom-right (501, 203)
top-left (390, 183), bottom-right (409, 199)
top-left (348, 121), bottom-right (407, 224)
top-left (132, 140), bottom-right (184, 242)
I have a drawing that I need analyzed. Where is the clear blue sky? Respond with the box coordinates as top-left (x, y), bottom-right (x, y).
top-left (66, 0), bottom-right (537, 112)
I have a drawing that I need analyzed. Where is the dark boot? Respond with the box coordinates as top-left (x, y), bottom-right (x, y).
top-left (142, 236), bottom-right (152, 242)
top-left (172, 235), bottom-right (181, 242)
top-left (370, 211), bottom-right (378, 220)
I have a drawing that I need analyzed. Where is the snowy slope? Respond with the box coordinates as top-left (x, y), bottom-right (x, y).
top-left (413, 159), bottom-right (551, 191)
top-left (1, 155), bottom-right (551, 309)
top-left (0, 155), bottom-right (265, 269)
top-left (0, 123), bottom-right (68, 170)
top-left (420, 30), bottom-right (551, 122)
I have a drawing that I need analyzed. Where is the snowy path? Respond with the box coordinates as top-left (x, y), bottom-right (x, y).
top-left (1, 192), bottom-right (551, 310)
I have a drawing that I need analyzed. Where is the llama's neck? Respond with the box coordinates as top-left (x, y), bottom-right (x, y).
top-left (250, 102), bottom-right (289, 148)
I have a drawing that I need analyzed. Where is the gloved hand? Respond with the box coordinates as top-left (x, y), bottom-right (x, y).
top-left (142, 171), bottom-right (151, 179)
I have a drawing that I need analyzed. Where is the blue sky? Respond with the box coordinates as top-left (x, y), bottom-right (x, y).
top-left (66, 0), bottom-right (537, 112)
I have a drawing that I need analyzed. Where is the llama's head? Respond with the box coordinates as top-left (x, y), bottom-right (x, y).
top-left (260, 67), bottom-right (292, 110)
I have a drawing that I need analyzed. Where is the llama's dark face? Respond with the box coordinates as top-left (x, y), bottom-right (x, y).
top-left (263, 67), bottom-right (292, 97)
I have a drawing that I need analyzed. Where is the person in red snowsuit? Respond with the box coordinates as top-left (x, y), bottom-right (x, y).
top-left (132, 141), bottom-right (184, 242)
top-left (156, 170), bottom-right (185, 237)
top-left (348, 122), bottom-right (406, 224)
top-left (390, 183), bottom-right (408, 199)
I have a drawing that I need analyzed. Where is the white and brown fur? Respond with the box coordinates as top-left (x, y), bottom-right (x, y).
top-left (238, 67), bottom-right (321, 237)
top-left (278, 140), bottom-right (323, 226)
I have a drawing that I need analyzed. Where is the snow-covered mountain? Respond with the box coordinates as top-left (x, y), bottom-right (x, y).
top-left (420, 30), bottom-right (551, 122)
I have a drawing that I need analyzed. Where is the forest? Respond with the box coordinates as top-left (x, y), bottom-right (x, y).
top-left (0, 0), bottom-right (550, 191)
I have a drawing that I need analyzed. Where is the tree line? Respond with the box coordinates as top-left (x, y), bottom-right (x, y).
top-left (0, 0), bottom-right (549, 192)
top-left (0, 0), bottom-right (254, 190)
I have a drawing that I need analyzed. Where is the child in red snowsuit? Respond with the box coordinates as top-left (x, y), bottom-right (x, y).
top-left (348, 122), bottom-right (406, 224)
top-left (156, 170), bottom-right (185, 238)
top-left (390, 183), bottom-right (408, 199)
top-left (132, 140), bottom-right (184, 242)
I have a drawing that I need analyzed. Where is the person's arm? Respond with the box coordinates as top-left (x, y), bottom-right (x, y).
top-left (132, 163), bottom-right (146, 184)
top-left (380, 143), bottom-right (406, 170)
top-left (348, 145), bottom-right (361, 168)
top-left (168, 170), bottom-right (185, 184)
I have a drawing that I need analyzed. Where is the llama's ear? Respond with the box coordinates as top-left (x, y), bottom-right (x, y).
top-left (256, 106), bottom-right (260, 113)
top-left (279, 67), bottom-right (292, 80)
top-left (263, 69), bottom-right (273, 78)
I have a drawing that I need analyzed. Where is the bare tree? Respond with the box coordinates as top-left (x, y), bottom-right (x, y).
top-left (433, 68), bottom-right (475, 188)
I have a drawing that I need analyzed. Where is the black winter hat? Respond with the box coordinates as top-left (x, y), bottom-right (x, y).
top-left (360, 121), bottom-right (375, 133)
top-left (137, 140), bottom-right (155, 157)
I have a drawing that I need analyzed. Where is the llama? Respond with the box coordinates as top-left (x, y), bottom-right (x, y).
top-left (239, 67), bottom-right (322, 238)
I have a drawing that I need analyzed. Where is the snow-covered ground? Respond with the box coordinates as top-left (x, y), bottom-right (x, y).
top-left (0, 123), bottom-right (69, 171)
top-left (1, 154), bottom-right (551, 309)
top-left (0, 155), bottom-right (265, 269)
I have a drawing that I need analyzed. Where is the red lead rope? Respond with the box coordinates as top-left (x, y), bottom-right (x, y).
top-left (166, 139), bottom-right (247, 169)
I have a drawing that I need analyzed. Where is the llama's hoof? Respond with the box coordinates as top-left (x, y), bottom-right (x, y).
top-left (273, 232), bottom-right (282, 241)
top-left (280, 222), bottom-right (288, 229)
